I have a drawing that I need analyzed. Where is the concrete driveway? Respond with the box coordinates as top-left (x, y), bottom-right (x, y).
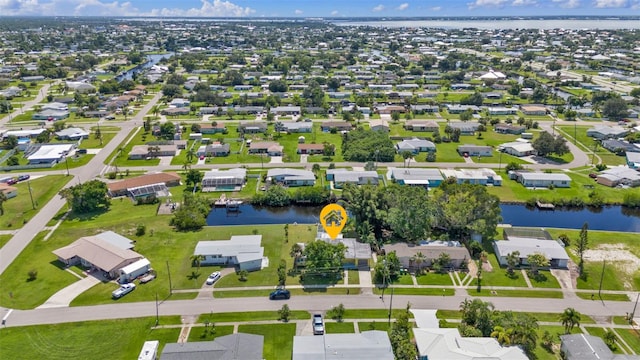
top-left (37, 274), bottom-right (103, 309)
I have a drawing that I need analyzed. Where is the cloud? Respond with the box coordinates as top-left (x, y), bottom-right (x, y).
top-left (468, 0), bottom-right (508, 9)
top-left (431, 6), bottom-right (442, 10)
top-left (552, 0), bottom-right (580, 8)
top-left (372, 4), bottom-right (384, 11)
top-left (294, 9), bottom-right (303, 14)
top-left (331, 10), bottom-right (339, 15)
top-left (594, 0), bottom-right (627, 7)
top-left (146, 0), bottom-right (254, 17)
top-left (73, 0), bottom-right (138, 16)
top-left (512, 0), bottom-right (537, 5)
top-left (397, 2), bottom-right (409, 10)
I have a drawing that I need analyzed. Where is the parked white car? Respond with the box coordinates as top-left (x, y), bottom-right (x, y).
top-left (206, 271), bottom-right (221, 285)
top-left (112, 283), bottom-right (136, 299)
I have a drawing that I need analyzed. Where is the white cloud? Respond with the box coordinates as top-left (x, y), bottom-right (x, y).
top-left (594, 0), bottom-right (627, 7)
top-left (73, 0), bottom-right (138, 16)
top-left (294, 9), bottom-right (303, 14)
top-left (512, 0), bottom-right (537, 5)
top-left (468, 0), bottom-right (508, 9)
top-left (552, 0), bottom-right (580, 8)
top-left (431, 6), bottom-right (442, 10)
top-left (145, 0), bottom-right (254, 17)
top-left (372, 4), bottom-right (384, 11)
top-left (331, 10), bottom-right (339, 15)
top-left (397, 2), bottom-right (409, 10)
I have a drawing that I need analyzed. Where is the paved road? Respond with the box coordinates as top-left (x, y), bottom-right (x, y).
top-left (2, 292), bottom-right (635, 328)
top-left (0, 92), bottom-right (162, 276)
top-left (0, 81), bottom-right (57, 127)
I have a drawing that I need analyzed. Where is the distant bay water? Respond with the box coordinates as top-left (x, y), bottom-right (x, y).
top-left (331, 19), bottom-right (640, 30)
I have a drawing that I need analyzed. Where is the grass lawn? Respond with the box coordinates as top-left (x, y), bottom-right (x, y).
top-left (468, 288), bottom-right (564, 298)
top-left (78, 133), bottom-right (116, 149)
top-left (187, 325), bottom-right (234, 342)
top-left (415, 271), bottom-right (454, 286)
top-left (358, 321), bottom-right (391, 331)
top-left (546, 229), bottom-right (640, 291)
top-left (196, 311), bottom-right (310, 323)
top-left (0, 175), bottom-right (71, 230)
top-left (576, 292), bottom-right (630, 301)
top-left (391, 274), bottom-right (415, 285)
top-left (0, 317), bottom-right (180, 360)
top-left (529, 271), bottom-right (561, 288)
top-left (534, 325), bottom-right (583, 360)
top-left (325, 322), bottom-right (355, 333)
top-left (343, 309), bottom-right (414, 319)
top-left (373, 287), bottom-right (455, 296)
top-left (471, 248), bottom-right (529, 287)
top-left (347, 270), bottom-right (359, 285)
top-left (615, 329), bottom-right (640, 354)
top-left (238, 323), bottom-right (296, 360)
top-left (105, 127), bottom-right (160, 167)
top-left (557, 125), bottom-right (626, 166)
top-left (0, 234), bottom-right (12, 248)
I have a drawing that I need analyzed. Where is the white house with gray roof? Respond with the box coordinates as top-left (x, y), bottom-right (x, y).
top-left (396, 138), bottom-right (436, 154)
top-left (194, 235), bottom-right (264, 271)
top-left (275, 121), bottom-right (312, 133)
top-left (267, 168), bottom-right (315, 187)
top-left (493, 237), bottom-right (569, 268)
top-left (201, 168), bottom-right (247, 192)
top-left (499, 141), bottom-right (536, 157)
top-left (513, 172), bottom-right (571, 188)
top-left (326, 169), bottom-right (379, 188)
top-left (386, 167), bottom-right (444, 187)
top-left (292, 331), bottom-right (393, 360)
top-left (586, 125), bottom-right (629, 140)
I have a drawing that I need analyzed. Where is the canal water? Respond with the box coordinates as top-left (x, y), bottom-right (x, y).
top-left (116, 53), bottom-right (174, 82)
top-left (207, 204), bottom-right (640, 233)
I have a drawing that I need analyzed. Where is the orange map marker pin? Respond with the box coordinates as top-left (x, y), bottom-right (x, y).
top-left (320, 204), bottom-right (347, 240)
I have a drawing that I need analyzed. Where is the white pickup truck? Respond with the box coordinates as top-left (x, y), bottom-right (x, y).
top-left (112, 283), bottom-right (136, 299)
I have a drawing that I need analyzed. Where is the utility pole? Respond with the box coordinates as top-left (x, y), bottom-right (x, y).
top-left (155, 292), bottom-right (159, 326)
top-left (65, 156), bottom-right (70, 176)
top-left (27, 180), bottom-right (35, 210)
top-left (388, 286), bottom-right (394, 326)
top-left (630, 293), bottom-right (639, 324)
top-left (166, 261), bottom-right (173, 295)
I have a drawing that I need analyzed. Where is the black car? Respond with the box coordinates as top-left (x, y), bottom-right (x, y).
top-left (269, 289), bottom-right (290, 300)
top-left (17, 175), bottom-right (30, 182)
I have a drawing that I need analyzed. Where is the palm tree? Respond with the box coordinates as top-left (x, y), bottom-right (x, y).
top-left (412, 251), bottom-right (426, 275)
top-left (560, 307), bottom-right (581, 334)
top-left (491, 325), bottom-right (513, 345)
top-left (190, 254), bottom-right (204, 274)
top-left (150, 105), bottom-right (160, 119)
top-left (506, 251), bottom-right (520, 275)
top-left (0, 191), bottom-right (7, 216)
top-left (186, 148), bottom-right (196, 164)
top-left (290, 243), bottom-right (303, 269)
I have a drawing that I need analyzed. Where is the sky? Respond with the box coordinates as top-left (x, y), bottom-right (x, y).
top-left (0, 0), bottom-right (639, 17)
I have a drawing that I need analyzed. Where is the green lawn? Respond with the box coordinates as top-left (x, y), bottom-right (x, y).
top-left (373, 287), bottom-right (455, 296)
top-left (471, 247), bottom-right (529, 287)
top-left (0, 234), bottom-right (13, 248)
top-left (576, 292), bottom-right (630, 301)
top-left (468, 289), bottom-right (564, 298)
top-left (325, 322), bottom-right (355, 333)
top-left (584, 327), bottom-right (625, 354)
top-left (358, 321), bottom-right (391, 331)
top-left (391, 274), bottom-right (415, 285)
top-left (534, 325), bottom-right (583, 360)
top-left (196, 311), bottom-right (310, 323)
top-left (78, 133), bottom-right (116, 149)
top-left (0, 317), bottom-right (180, 360)
top-left (238, 324), bottom-right (296, 360)
top-left (557, 125), bottom-right (627, 166)
top-left (343, 309), bottom-right (414, 319)
top-left (615, 329), bottom-right (640, 354)
top-left (0, 175), bottom-right (71, 231)
top-left (529, 271), bottom-right (561, 288)
top-left (105, 127), bottom-right (160, 167)
top-left (347, 270), bottom-right (360, 285)
top-left (187, 325), bottom-right (234, 342)
top-left (415, 271), bottom-right (454, 286)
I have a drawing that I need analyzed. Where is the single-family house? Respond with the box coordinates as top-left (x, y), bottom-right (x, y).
top-left (267, 168), bottom-right (315, 187)
top-left (3, 129), bottom-right (46, 139)
top-left (396, 138), bottom-right (436, 154)
top-left (499, 141), bottom-right (536, 157)
top-left (441, 168), bottom-right (502, 186)
top-left (194, 235), bottom-right (264, 271)
top-left (0, 184), bottom-right (18, 199)
top-left (248, 141), bottom-right (283, 156)
top-left (602, 139), bottom-right (640, 154)
top-left (197, 143), bottom-right (230, 157)
top-left (457, 144), bottom-right (493, 157)
top-left (413, 328), bottom-right (529, 360)
top-left (386, 167), bottom-right (444, 187)
top-left (520, 104), bottom-right (547, 115)
top-left (326, 169), bottom-right (379, 188)
top-left (596, 167), bottom-right (640, 188)
top-left (53, 231), bottom-right (145, 279)
top-left (297, 143), bottom-right (325, 155)
top-left (270, 106), bottom-right (301, 115)
top-left (404, 120), bottom-right (439, 132)
top-left (27, 143), bottom-right (75, 164)
top-left (107, 172), bottom-right (181, 198)
top-left (32, 109), bottom-right (70, 121)
top-left (494, 123), bottom-right (526, 134)
top-left (66, 81), bottom-right (96, 93)
top-left (448, 122), bottom-right (479, 135)
top-left (369, 119), bottom-right (390, 132)
top-left (587, 125), bottom-right (629, 140)
top-left (161, 107), bottom-right (189, 116)
top-left (201, 168), bottom-right (247, 192)
top-left (626, 152), bottom-right (640, 169)
top-left (161, 334), bottom-right (264, 360)
top-left (513, 172), bottom-right (572, 188)
top-left (55, 127), bottom-right (90, 140)
top-left (292, 331), bottom-right (393, 360)
top-left (376, 105), bottom-right (406, 114)
top-left (238, 121), bottom-right (267, 134)
top-left (275, 121), bottom-right (312, 133)
top-left (479, 70), bottom-right (507, 80)
top-left (169, 98), bottom-right (190, 108)
top-left (493, 237), bottom-right (569, 268)
top-left (410, 105), bottom-right (439, 114)
top-left (42, 102), bottom-right (69, 111)
top-left (446, 105), bottom-right (480, 114)
top-left (560, 334), bottom-right (640, 360)
top-left (382, 241), bottom-right (471, 271)
top-left (321, 121), bottom-right (352, 132)
top-left (199, 122), bottom-right (227, 134)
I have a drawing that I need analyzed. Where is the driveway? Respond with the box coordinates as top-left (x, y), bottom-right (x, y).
top-left (37, 274), bottom-right (103, 309)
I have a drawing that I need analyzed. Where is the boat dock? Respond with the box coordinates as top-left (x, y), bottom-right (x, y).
top-left (535, 201), bottom-right (555, 210)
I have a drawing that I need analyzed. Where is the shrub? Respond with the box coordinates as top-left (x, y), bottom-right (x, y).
top-left (27, 269), bottom-right (38, 281)
top-left (136, 224), bottom-right (146, 236)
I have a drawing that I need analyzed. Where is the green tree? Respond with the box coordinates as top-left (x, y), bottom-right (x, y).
top-left (327, 303), bottom-right (345, 322)
top-left (602, 97), bottom-right (629, 120)
top-left (411, 252), bottom-right (427, 275)
top-left (252, 185), bottom-right (291, 206)
top-left (0, 191), bottom-right (6, 216)
top-left (603, 330), bottom-right (617, 349)
top-left (3, 135), bottom-right (18, 149)
top-left (303, 241), bottom-right (346, 274)
top-left (190, 254), bottom-right (204, 274)
top-left (526, 253), bottom-right (549, 276)
top-left (434, 252), bottom-right (451, 273)
top-left (277, 259), bottom-right (287, 286)
top-left (459, 299), bottom-right (495, 337)
top-left (185, 169), bottom-right (204, 190)
top-left (170, 193), bottom-right (209, 231)
top-left (6, 155), bottom-right (19, 166)
top-left (59, 180), bottom-right (110, 213)
top-left (373, 251), bottom-right (401, 284)
top-left (278, 304), bottom-right (291, 322)
top-left (560, 307), bottom-right (581, 334)
top-left (576, 222), bottom-right (589, 275)
top-left (389, 305), bottom-right (417, 360)
top-left (384, 185), bottom-right (433, 242)
top-left (237, 270), bottom-right (248, 281)
top-left (490, 325), bottom-right (513, 345)
top-left (506, 251), bottom-right (520, 275)
top-left (290, 243), bottom-right (304, 269)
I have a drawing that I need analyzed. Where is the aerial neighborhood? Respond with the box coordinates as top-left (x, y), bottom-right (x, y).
top-left (0, 14), bottom-right (640, 360)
